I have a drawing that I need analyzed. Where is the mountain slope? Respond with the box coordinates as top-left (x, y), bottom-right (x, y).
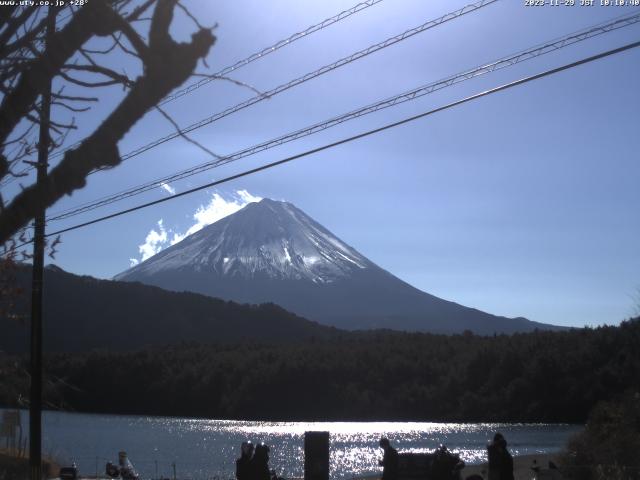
top-left (116, 199), bottom-right (560, 334)
top-left (0, 265), bottom-right (339, 353)
top-left (119, 199), bottom-right (371, 284)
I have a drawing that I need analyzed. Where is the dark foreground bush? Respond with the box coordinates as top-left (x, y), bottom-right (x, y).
top-left (563, 391), bottom-right (640, 480)
top-left (0, 451), bottom-right (59, 480)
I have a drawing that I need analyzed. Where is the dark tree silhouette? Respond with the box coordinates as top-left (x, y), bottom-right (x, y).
top-left (0, 0), bottom-right (216, 245)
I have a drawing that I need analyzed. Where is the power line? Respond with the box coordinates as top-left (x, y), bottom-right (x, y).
top-left (43, 0), bottom-right (498, 220)
top-left (23, 39), bottom-right (638, 244)
top-left (90, 0), bottom-right (498, 171)
top-left (160, 0), bottom-right (386, 106)
top-left (3, 0), bottom-right (386, 185)
top-left (6, 0), bottom-right (496, 190)
top-left (46, 11), bottom-right (640, 223)
top-left (44, 0), bottom-right (386, 162)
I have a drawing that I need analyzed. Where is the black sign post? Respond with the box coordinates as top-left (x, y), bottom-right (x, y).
top-left (304, 431), bottom-right (329, 480)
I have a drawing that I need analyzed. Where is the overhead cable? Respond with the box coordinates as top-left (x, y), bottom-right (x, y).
top-left (46, 11), bottom-right (640, 222)
top-left (0, 0), bottom-right (386, 189)
top-left (6, 0), bottom-right (493, 190)
top-left (160, 0), bottom-right (386, 105)
top-left (43, 0), bottom-right (386, 163)
top-left (24, 39), bottom-right (638, 244)
top-left (92, 0), bottom-right (498, 169)
top-left (26, 0), bottom-right (498, 207)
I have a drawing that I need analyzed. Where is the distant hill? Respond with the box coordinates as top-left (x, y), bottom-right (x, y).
top-left (0, 264), bottom-right (339, 353)
top-left (116, 198), bottom-right (563, 334)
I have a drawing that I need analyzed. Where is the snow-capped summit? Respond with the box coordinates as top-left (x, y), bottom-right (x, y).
top-left (116, 198), bottom-right (560, 334)
top-left (116, 198), bottom-right (370, 284)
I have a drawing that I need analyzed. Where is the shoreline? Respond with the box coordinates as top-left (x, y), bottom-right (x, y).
top-left (3, 451), bottom-right (562, 480)
top-left (359, 453), bottom-right (561, 480)
top-left (0, 406), bottom-right (585, 425)
top-left (462, 453), bottom-right (561, 480)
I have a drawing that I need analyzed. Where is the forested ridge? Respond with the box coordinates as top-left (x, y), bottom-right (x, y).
top-left (1, 318), bottom-right (638, 423)
top-left (0, 265), bottom-right (339, 353)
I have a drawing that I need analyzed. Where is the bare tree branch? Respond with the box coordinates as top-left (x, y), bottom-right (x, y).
top-left (193, 72), bottom-right (268, 98)
top-left (0, 0), bottom-right (123, 149)
top-left (177, 2), bottom-right (213, 31)
top-left (51, 101), bottom-right (92, 113)
top-left (0, 12), bottom-right (48, 59)
top-left (61, 63), bottom-right (134, 87)
top-left (81, 39), bottom-right (120, 56)
top-left (125, 0), bottom-right (158, 22)
top-left (51, 93), bottom-right (99, 102)
top-left (109, 32), bottom-right (142, 59)
top-left (155, 105), bottom-right (222, 160)
top-left (0, 0), bottom-right (216, 244)
top-left (58, 70), bottom-right (127, 88)
top-left (0, 6), bottom-right (38, 53)
top-left (112, 17), bottom-right (149, 59)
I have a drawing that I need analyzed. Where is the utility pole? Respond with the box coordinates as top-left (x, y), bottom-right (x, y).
top-left (30, 6), bottom-right (56, 480)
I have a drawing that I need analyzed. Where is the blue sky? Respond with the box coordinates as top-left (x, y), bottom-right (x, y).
top-left (4, 0), bottom-right (639, 328)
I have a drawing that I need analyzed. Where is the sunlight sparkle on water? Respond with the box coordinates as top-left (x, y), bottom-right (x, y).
top-left (173, 420), bottom-right (574, 478)
top-left (13, 410), bottom-right (581, 480)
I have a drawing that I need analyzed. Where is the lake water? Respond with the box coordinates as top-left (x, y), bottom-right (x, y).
top-left (6, 409), bottom-right (582, 479)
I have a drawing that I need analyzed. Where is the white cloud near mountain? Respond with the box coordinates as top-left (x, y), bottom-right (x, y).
top-left (131, 190), bottom-right (262, 266)
top-left (170, 190), bottom-right (262, 245)
top-left (139, 219), bottom-right (168, 261)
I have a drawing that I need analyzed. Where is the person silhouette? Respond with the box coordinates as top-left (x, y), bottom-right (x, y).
top-left (250, 442), bottom-right (271, 480)
top-left (236, 441), bottom-right (254, 480)
top-left (498, 436), bottom-right (514, 480)
top-left (378, 438), bottom-right (399, 480)
top-left (487, 433), bottom-right (513, 480)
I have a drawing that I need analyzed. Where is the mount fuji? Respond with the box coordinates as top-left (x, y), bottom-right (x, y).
top-left (115, 198), bottom-right (559, 334)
